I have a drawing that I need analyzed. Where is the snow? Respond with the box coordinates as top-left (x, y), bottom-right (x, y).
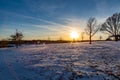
top-left (0, 41), bottom-right (120, 80)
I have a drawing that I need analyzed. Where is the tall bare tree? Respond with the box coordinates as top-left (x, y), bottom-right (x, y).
top-left (101, 13), bottom-right (120, 41)
top-left (10, 29), bottom-right (23, 48)
top-left (85, 17), bottom-right (99, 44)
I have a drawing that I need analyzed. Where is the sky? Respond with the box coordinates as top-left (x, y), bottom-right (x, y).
top-left (0, 0), bottom-right (120, 40)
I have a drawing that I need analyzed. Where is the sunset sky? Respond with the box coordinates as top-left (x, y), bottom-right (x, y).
top-left (0, 0), bottom-right (120, 40)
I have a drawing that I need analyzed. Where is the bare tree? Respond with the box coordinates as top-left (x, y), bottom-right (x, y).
top-left (81, 32), bottom-right (84, 41)
top-left (85, 17), bottom-right (99, 44)
top-left (101, 13), bottom-right (120, 41)
top-left (99, 35), bottom-right (102, 40)
top-left (10, 29), bottom-right (23, 48)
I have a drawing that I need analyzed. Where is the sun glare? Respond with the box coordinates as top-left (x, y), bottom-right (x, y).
top-left (70, 31), bottom-right (79, 39)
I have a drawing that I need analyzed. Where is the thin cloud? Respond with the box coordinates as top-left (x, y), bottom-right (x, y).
top-left (24, 0), bottom-right (65, 16)
top-left (95, 0), bottom-right (120, 18)
top-left (0, 10), bottom-right (70, 30)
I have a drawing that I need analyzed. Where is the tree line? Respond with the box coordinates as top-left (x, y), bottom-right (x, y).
top-left (10, 12), bottom-right (120, 45)
top-left (85, 12), bottom-right (120, 44)
top-left (1, 12), bottom-right (120, 48)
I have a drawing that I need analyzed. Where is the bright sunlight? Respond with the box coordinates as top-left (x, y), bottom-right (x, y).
top-left (70, 31), bottom-right (79, 39)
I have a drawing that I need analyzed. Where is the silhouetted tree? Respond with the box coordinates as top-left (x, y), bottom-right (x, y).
top-left (101, 13), bottom-right (120, 41)
top-left (99, 35), bottom-right (102, 40)
top-left (10, 29), bottom-right (23, 48)
top-left (48, 37), bottom-right (50, 41)
top-left (85, 17), bottom-right (99, 44)
top-left (81, 32), bottom-right (84, 41)
top-left (59, 36), bottom-right (62, 41)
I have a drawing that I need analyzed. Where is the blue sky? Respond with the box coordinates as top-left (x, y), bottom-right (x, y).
top-left (0, 0), bottom-right (120, 40)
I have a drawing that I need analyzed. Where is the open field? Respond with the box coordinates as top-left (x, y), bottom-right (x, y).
top-left (0, 41), bottom-right (120, 80)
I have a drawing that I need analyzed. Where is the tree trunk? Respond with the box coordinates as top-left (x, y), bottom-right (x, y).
top-left (15, 41), bottom-right (18, 48)
top-left (89, 35), bottom-right (92, 44)
top-left (115, 36), bottom-right (118, 42)
top-left (18, 39), bottom-right (21, 46)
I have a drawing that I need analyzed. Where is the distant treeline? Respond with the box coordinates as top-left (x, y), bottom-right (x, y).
top-left (0, 39), bottom-right (112, 48)
top-left (22, 40), bottom-right (72, 44)
top-left (0, 40), bottom-right (70, 48)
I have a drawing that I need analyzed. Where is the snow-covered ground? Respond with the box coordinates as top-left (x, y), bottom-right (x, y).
top-left (0, 41), bottom-right (120, 80)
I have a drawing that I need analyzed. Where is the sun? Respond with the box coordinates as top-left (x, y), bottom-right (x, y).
top-left (70, 31), bottom-right (79, 39)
